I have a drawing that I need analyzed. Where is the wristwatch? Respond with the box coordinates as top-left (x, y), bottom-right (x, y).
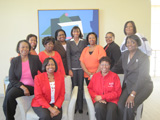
top-left (54, 105), bottom-right (58, 109)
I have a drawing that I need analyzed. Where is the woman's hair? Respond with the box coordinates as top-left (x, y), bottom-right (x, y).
top-left (26, 34), bottom-right (37, 50)
top-left (16, 40), bottom-right (31, 54)
top-left (42, 57), bottom-right (58, 72)
top-left (106, 32), bottom-right (115, 38)
top-left (71, 26), bottom-right (83, 38)
top-left (42, 36), bottom-right (55, 47)
top-left (86, 32), bottom-right (97, 45)
top-left (55, 29), bottom-right (66, 40)
top-left (124, 21), bottom-right (137, 35)
top-left (99, 56), bottom-right (111, 65)
top-left (125, 35), bottom-right (141, 46)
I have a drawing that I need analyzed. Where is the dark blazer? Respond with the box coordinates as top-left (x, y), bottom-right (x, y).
top-left (111, 49), bottom-right (153, 94)
top-left (104, 41), bottom-right (121, 69)
top-left (67, 39), bottom-right (87, 70)
top-left (7, 54), bottom-right (42, 91)
top-left (53, 40), bottom-right (68, 75)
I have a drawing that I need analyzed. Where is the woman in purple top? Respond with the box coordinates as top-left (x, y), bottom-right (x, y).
top-left (3, 40), bottom-right (42, 120)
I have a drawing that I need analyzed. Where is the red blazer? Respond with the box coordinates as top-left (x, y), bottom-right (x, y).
top-left (31, 72), bottom-right (65, 109)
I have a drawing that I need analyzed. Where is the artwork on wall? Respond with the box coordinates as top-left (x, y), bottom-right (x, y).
top-left (38, 9), bottom-right (99, 51)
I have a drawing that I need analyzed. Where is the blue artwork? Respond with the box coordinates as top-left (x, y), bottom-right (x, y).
top-left (38, 9), bottom-right (99, 51)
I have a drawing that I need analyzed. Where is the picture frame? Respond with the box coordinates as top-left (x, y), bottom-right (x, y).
top-left (38, 9), bottom-right (99, 51)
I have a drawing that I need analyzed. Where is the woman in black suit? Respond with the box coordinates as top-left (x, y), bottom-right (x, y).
top-left (3, 40), bottom-right (42, 120)
top-left (111, 35), bottom-right (153, 120)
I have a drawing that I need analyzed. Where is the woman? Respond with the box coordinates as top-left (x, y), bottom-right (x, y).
top-left (53, 29), bottom-right (68, 75)
top-left (80, 32), bottom-right (106, 85)
top-left (67, 26), bottom-right (87, 113)
top-left (88, 56), bottom-right (122, 120)
top-left (32, 57), bottom-right (65, 120)
top-left (39, 36), bottom-right (65, 76)
top-left (112, 35), bottom-right (153, 120)
top-left (104, 32), bottom-right (121, 69)
top-left (3, 40), bottom-right (42, 120)
top-left (120, 21), bottom-right (152, 56)
top-left (26, 34), bottom-right (38, 55)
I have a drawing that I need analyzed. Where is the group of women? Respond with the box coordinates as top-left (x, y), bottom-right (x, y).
top-left (3, 20), bottom-right (153, 120)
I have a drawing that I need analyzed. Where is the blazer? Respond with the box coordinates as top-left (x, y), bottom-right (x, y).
top-left (7, 54), bottom-right (42, 91)
top-left (31, 72), bottom-right (65, 109)
top-left (67, 39), bottom-right (87, 70)
top-left (53, 40), bottom-right (68, 75)
top-left (111, 49), bottom-right (153, 94)
top-left (104, 41), bottom-right (121, 69)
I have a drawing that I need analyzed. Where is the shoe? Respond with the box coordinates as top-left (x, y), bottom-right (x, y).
top-left (75, 109), bottom-right (77, 114)
top-left (79, 110), bottom-right (83, 114)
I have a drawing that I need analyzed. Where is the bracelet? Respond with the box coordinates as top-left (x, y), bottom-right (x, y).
top-left (54, 105), bottom-right (58, 109)
top-left (130, 93), bottom-right (135, 97)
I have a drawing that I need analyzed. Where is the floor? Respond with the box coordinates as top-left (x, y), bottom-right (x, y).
top-left (0, 77), bottom-right (160, 120)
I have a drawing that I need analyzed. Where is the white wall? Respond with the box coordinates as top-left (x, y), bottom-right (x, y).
top-left (0, 0), bottom-right (151, 94)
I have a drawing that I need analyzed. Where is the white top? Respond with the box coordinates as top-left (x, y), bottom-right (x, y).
top-left (63, 44), bottom-right (67, 51)
top-left (50, 82), bottom-right (55, 104)
top-left (120, 33), bottom-right (152, 56)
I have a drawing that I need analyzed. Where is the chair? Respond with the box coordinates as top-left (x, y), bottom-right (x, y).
top-left (84, 74), bottom-right (143, 120)
top-left (16, 76), bottom-right (78, 120)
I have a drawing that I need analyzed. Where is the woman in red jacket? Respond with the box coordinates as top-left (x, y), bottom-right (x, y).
top-left (88, 56), bottom-right (122, 120)
top-left (31, 57), bottom-right (65, 120)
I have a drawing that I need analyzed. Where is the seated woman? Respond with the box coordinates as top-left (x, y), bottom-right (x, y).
top-left (3, 40), bottom-right (42, 120)
top-left (39, 36), bottom-right (65, 76)
top-left (31, 57), bottom-right (65, 120)
top-left (111, 35), bottom-right (153, 120)
top-left (88, 56), bottom-right (122, 120)
top-left (80, 32), bottom-right (106, 85)
top-left (104, 32), bottom-right (121, 69)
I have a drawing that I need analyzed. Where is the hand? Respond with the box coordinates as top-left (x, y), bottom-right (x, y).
top-left (49, 106), bottom-right (60, 118)
top-left (20, 85), bottom-right (30, 96)
top-left (99, 100), bottom-right (107, 104)
top-left (94, 95), bottom-right (102, 102)
top-left (125, 95), bottom-right (135, 108)
top-left (69, 70), bottom-right (73, 77)
top-left (87, 71), bottom-right (92, 77)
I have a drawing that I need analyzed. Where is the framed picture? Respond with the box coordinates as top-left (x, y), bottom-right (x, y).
top-left (38, 9), bottom-right (99, 51)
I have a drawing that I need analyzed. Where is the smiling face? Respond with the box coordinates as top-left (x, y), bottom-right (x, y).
top-left (72, 28), bottom-right (80, 39)
top-left (19, 42), bottom-right (30, 56)
top-left (57, 31), bottom-right (66, 42)
top-left (88, 34), bottom-right (97, 45)
top-left (46, 59), bottom-right (56, 74)
top-left (126, 38), bottom-right (138, 52)
top-left (44, 41), bottom-right (54, 52)
top-left (100, 61), bottom-right (110, 74)
top-left (28, 36), bottom-right (37, 49)
top-left (105, 33), bottom-right (114, 45)
top-left (125, 22), bottom-right (134, 36)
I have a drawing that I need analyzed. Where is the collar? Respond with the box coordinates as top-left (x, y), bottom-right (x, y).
top-left (70, 38), bottom-right (83, 41)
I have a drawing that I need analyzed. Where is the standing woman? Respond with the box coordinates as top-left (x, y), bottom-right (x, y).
top-left (80, 32), bottom-right (106, 85)
top-left (32, 58), bottom-right (65, 120)
top-left (67, 26), bottom-right (87, 113)
top-left (120, 21), bottom-right (152, 56)
top-left (26, 34), bottom-right (38, 55)
top-left (39, 36), bottom-right (65, 76)
top-left (3, 40), bottom-right (42, 120)
top-left (104, 32), bottom-right (121, 70)
top-left (54, 29), bottom-right (68, 75)
top-left (112, 35), bottom-right (153, 120)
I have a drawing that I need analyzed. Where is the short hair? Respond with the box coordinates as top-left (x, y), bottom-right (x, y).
top-left (26, 34), bottom-right (37, 50)
top-left (124, 21), bottom-right (137, 35)
top-left (55, 29), bottom-right (66, 40)
top-left (86, 32), bottom-right (97, 45)
top-left (106, 32), bottom-right (115, 38)
top-left (125, 35), bottom-right (141, 46)
top-left (42, 36), bottom-right (55, 47)
top-left (16, 40), bottom-right (31, 54)
top-left (71, 26), bottom-right (83, 38)
top-left (42, 57), bottom-right (58, 72)
top-left (99, 56), bottom-right (111, 65)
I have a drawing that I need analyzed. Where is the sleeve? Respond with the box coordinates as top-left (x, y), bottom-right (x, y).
top-left (9, 59), bottom-right (24, 88)
top-left (112, 45), bottom-right (121, 64)
top-left (38, 52), bottom-right (44, 63)
top-left (120, 37), bottom-right (127, 52)
top-left (79, 47), bottom-right (86, 63)
top-left (56, 52), bottom-right (65, 76)
top-left (97, 46), bottom-right (106, 60)
top-left (54, 75), bottom-right (65, 108)
top-left (101, 74), bottom-right (122, 102)
top-left (142, 37), bottom-right (152, 56)
top-left (34, 75), bottom-right (50, 108)
top-left (111, 56), bottom-right (124, 74)
top-left (66, 41), bottom-right (71, 70)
